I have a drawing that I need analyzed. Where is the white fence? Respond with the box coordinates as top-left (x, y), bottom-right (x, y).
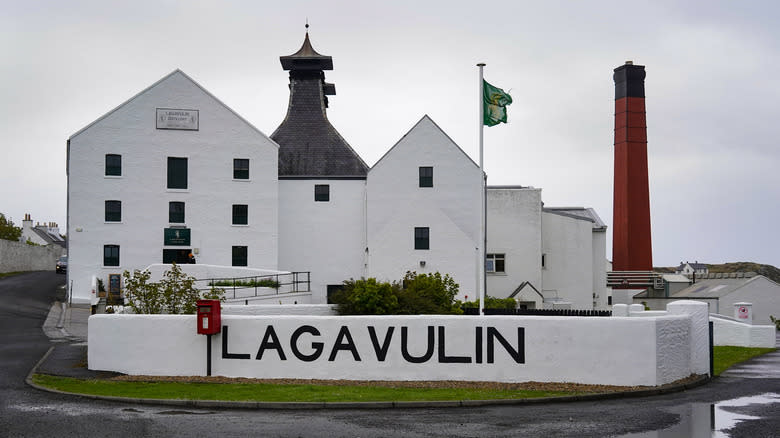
top-left (89, 301), bottom-right (710, 386)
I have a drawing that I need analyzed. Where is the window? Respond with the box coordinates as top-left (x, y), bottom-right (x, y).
top-left (414, 227), bottom-right (429, 250)
top-left (232, 246), bottom-right (247, 266)
top-left (314, 184), bottom-right (330, 202)
top-left (103, 245), bottom-right (120, 266)
top-left (105, 154), bottom-right (121, 176)
top-left (233, 158), bottom-right (249, 179)
top-left (542, 253), bottom-right (547, 269)
top-left (232, 204), bottom-right (248, 225)
top-left (104, 200), bottom-right (121, 222)
top-left (169, 201), bottom-right (185, 223)
top-left (486, 253), bottom-right (505, 273)
top-left (419, 166), bottom-right (433, 187)
top-left (167, 157), bottom-right (188, 189)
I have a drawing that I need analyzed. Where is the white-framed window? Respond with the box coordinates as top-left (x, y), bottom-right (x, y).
top-left (486, 253), bottom-right (505, 273)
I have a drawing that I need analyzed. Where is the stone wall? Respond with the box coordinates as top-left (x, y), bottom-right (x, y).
top-left (0, 239), bottom-right (64, 273)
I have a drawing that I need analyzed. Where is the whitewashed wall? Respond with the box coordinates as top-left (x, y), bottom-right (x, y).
top-left (277, 179), bottom-right (366, 303)
top-left (710, 315), bottom-right (776, 348)
top-left (367, 116), bottom-right (481, 299)
top-left (485, 187), bottom-right (543, 304)
top-left (591, 230), bottom-right (609, 309)
top-left (68, 70), bottom-right (278, 304)
top-left (542, 212), bottom-right (594, 308)
top-left (89, 302), bottom-right (708, 386)
top-left (0, 239), bottom-right (64, 273)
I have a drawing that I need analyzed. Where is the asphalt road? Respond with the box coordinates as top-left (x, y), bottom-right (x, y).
top-left (1, 271), bottom-right (778, 437)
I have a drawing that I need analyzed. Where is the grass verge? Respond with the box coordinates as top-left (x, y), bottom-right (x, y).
top-left (712, 346), bottom-right (776, 376)
top-left (31, 374), bottom-right (574, 402)
top-left (0, 271), bottom-right (23, 279)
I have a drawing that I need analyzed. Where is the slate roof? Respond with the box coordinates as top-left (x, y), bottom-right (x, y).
top-left (32, 227), bottom-right (66, 247)
top-left (676, 262), bottom-right (708, 271)
top-left (671, 274), bottom-right (765, 298)
top-left (543, 207), bottom-right (607, 231)
top-left (272, 33), bottom-right (368, 178)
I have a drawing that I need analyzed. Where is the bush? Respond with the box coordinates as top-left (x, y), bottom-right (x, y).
top-left (122, 262), bottom-right (224, 314)
top-left (461, 296), bottom-right (517, 310)
top-left (771, 316), bottom-right (780, 331)
top-left (332, 271), bottom-right (462, 315)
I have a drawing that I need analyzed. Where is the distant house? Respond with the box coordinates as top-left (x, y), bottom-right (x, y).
top-left (671, 273), bottom-right (780, 324)
top-left (20, 214), bottom-right (66, 248)
top-left (675, 261), bottom-right (708, 275)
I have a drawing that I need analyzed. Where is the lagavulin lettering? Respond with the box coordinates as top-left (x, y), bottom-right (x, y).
top-left (221, 325), bottom-right (525, 364)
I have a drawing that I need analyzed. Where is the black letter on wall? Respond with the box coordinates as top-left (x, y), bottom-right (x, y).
top-left (401, 326), bottom-right (435, 363)
top-left (368, 326), bottom-right (394, 362)
top-left (290, 325), bottom-right (324, 362)
top-left (221, 326), bottom-right (250, 359)
top-left (438, 326), bottom-right (471, 363)
top-left (328, 326), bottom-right (361, 361)
top-left (487, 327), bottom-right (525, 364)
top-left (256, 325), bottom-right (287, 360)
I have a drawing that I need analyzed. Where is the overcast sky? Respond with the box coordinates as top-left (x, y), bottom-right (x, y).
top-left (2, 0), bottom-right (778, 268)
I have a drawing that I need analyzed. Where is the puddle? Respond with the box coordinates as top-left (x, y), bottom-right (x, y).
top-left (617, 393), bottom-right (780, 437)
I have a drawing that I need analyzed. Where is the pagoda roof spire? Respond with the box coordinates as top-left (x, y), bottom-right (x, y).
top-left (280, 24), bottom-right (333, 71)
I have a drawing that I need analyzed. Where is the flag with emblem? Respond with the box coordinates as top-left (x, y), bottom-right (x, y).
top-left (482, 80), bottom-right (513, 126)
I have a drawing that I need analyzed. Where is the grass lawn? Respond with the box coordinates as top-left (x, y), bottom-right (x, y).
top-left (32, 346), bottom-right (776, 403)
top-left (31, 375), bottom-right (573, 402)
top-left (712, 345), bottom-right (776, 376)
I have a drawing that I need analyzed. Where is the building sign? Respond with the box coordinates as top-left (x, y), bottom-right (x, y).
top-left (164, 228), bottom-right (191, 246)
top-left (156, 108), bottom-right (199, 130)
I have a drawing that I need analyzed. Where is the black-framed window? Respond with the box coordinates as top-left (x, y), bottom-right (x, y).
top-left (169, 201), bottom-right (185, 223)
top-left (419, 166), bottom-right (433, 187)
top-left (167, 157), bottom-right (188, 189)
top-left (232, 204), bottom-right (248, 225)
top-left (233, 158), bottom-right (249, 179)
top-left (414, 227), bottom-right (430, 250)
top-left (232, 246), bottom-right (247, 266)
top-left (486, 253), bottom-right (506, 273)
top-left (105, 154), bottom-right (122, 176)
top-left (104, 200), bottom-right (121, 222)
top-left (542, 253), bottom-right (547, 269)
top-left (103, 245), bottom-right (120, 266)
top-left (314, 184), bottom-right (330, 202)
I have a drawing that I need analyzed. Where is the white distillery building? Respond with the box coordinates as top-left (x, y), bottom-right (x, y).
top-left (67, 32), bottom-right (608, 309)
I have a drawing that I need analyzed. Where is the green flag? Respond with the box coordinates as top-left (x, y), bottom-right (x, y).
top-left (483, 80), bottom-right (513, 126)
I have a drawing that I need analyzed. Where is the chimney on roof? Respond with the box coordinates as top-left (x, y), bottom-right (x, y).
top-left (612, 61), bottom-right (652, 272)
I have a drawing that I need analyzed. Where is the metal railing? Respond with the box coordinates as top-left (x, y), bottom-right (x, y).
top-left (194, 271), bottom-right (310, 300)
top-left (607, 271), bottom-right (664, 290)
top-left (463, 308), bottom-right (612, 316)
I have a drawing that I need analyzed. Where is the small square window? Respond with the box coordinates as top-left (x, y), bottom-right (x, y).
top-left (169, 201), bottom-right (185, 223)
top-left (419, 166), bottom-right (433, 187)
top-left (104, 245), bottom-right (120, 266)
top-left (105, 154), bottom-right (121, 176)
top-left (414, 227), bottom-right (429, 250)
top-left (232, 246), bottom-right (247, 266)
top-left (167, 157), bottom-right (188, 189)
top-left (105, 200), bottom-right (121, 222)
top-left (233, 159), bottom-right (249, 179)
top-left (486, 253), bottom-right (505, 273)
top-left (232, 204), bottom-right (248, 225)
top-left (315, 184), bottom-right (330, 202)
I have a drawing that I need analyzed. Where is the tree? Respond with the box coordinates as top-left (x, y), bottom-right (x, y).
top-left (122, 262), bottom-right (224, 314)
top-left (331, 278), bottom-right (400, 315)
top-left (0, 213), bottom-right (22, 242)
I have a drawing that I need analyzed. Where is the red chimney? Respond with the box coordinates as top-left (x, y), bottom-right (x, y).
top-left (612, 61), bottom-right (653, 271)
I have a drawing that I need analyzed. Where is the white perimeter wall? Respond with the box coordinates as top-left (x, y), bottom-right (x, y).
top-left (711, 315), bottom-right (776, 348)
top-left (486, 187), bottom-right (542, 303)
top-left (277, 179), bottom-right (366, 303)
top-left (542, 212), bottom-right (594, 308)
top-left (89, 301), bottom-right (708, 386)
top-left (67, 71), bottom-right (278, 304)
top-left (367, 116), bottom-right (481, 298)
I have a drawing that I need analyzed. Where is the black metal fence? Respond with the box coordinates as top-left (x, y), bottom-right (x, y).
top-left (463, 308), bottom-right (612, 316)
top-left (194, 272), bottom-right (310, 300)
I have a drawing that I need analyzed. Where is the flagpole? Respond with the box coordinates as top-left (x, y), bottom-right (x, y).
top-left (477, 63), bottom-right (486, 316)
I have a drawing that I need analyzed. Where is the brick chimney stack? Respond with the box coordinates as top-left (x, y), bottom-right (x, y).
top-left (612, 61), bottom-right (653, 271)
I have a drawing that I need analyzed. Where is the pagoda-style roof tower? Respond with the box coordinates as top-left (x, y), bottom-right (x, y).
top-left (271, 30), bottom-right (368, 178)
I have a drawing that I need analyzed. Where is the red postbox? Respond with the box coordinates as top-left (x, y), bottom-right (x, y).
top-left (196, 299), bottom-right (221, 335)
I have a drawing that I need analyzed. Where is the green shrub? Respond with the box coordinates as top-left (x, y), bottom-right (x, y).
top-left (771, 315), bottom-right (780, 331)
top-left (461, 296), bottom-right (517, 310)
top-left (123, 262), bottom-right (224, 314)
top-left (332, 271), bottom-right (462, 315)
